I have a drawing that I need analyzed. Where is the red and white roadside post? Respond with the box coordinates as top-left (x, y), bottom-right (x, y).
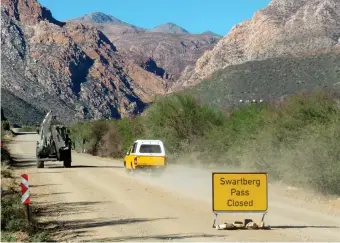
top-left (21, 174), bottom-right (31, 222)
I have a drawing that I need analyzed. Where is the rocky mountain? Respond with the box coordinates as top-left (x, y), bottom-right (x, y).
top-left (111, 32), bottom-right (221, 83)
top-left (147, 23), bottom-right (189, 34)
top-left (1, 88), bottom-right (46, 125)
top-left (1, 0), bottom-right (166, 125)
top-left (1, 0), bottom-right (64, 26)
top-left (73, 12), bottom-right (131, 25)
top-left (69, 14), bottom-right (221, 82)
top-left (70, 12), bottom-right (145, 35)
top-left (174, 0), bottom-right (340, 90)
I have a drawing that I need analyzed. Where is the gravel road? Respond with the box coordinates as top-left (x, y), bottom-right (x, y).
top-left (9, 134), bottom-right (340, 242)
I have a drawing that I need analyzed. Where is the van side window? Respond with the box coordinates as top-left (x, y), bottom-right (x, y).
top-left (131, 142), bottom-right (138, 153)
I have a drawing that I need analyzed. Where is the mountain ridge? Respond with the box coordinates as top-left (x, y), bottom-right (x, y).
top-left (174, 0), bottom-right (340, 89)
top-left (147, 22), bottom-right (190, 34)
top-left (71, 12), bottom-right (220, 35)
top-left (2, 0), bottom-right (339, 126)
top-left (187, 49), bottom-right (340, 110)
top-left (1, 0), bottom-right (166, 125)
top-left (69, 12), bottom-right (221, 82)
top-left (72, 12), bottom-right (131, 25)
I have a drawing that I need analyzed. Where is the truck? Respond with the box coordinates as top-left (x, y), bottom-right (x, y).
top-left (124, 140), bottom-right (166, 174)
top-left (35, 111), bottom-right (72, 168)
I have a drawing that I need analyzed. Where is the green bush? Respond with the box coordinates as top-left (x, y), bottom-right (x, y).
top-left (144, 93), bottom-right (224, 154)
top-left (1, 193), bottom-right (29, 232)
top-left (1, 168), bottom-right (53, 242)
top-left (70, 117), bottom-right (146, 158)
top-left (69, 91), bottom-right (340, 195)
top-left (1, 232), bottom-right (17, 242)
top-left (202, 103), bottom-right (270, 165)
top-left (87, 119), bottom-right (112, 155)
top-left (2, 121), bottom-right (10, 131)
top-left (20, 126), bottom-right (38, 132)
top-left (225, 91), bottom-right (340, 194)
top-left (117, 117), bottom-right (145, 153)
top-left (70, 121), bottom-right (93, 152)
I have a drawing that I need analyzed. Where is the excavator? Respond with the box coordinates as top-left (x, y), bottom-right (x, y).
top-left (36, 111), bottom-right (72, 168)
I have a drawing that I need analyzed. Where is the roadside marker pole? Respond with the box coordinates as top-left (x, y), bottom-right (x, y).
top-left (21, 174), bottom-right (31, 222)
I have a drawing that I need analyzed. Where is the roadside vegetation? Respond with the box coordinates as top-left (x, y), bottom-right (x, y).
top-left (70, 89), bottom-right (340, 195)
top-left (1, 122), bottom-right (52, 242)
top-left (1, 167), bottom-right (52, 242)
top-left (1, 121), bottom-right (14, 166)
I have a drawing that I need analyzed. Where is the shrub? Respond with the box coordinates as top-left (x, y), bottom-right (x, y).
top-left (230, 91), bottom-right (340, 195)
top-left (87, 120), bottom-right (111, 155)
top-left (117, 117), bottom-right (145, 153)
top-left (144, 93), bottom-right (224, 154)
top-left (97, 122), bottom-right (124, 158)
top-left (20, 126), bottom-right (37, 132)
top-left (69, 90), bottom-right (340, 195)
top-left (1, 193), bottom-right (28, 232)
top-left (70, 117), bottom-right (146, 158)
top-left (202, 103), bottom-right (270, 165)
top-left (2, 121), bottom-right (10, 131)
top-left (1, 168), bottom-right (53, 242)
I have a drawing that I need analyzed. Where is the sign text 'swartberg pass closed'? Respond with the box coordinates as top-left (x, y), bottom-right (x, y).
top-left (212, 173), bottom-right (268, 212)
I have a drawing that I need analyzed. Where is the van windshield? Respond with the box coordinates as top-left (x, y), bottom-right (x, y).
top-left (139, 144), bottom-right (162, 153)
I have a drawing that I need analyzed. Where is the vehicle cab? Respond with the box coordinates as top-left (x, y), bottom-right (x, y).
top-left (124, 140), bottom-right (166, 173)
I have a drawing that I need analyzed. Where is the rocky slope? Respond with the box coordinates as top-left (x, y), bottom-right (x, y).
top-left (1, 89), bottom-right (45, 126)
top-left (111, 32), bottom-right (220, 83)
top-left (174, 0), bottom-right (340, 89)
top-left (1, 0), bottom-right (166, 125)
top-left (70, 13), bottom-right (221, 83)
top-left (186, 49), bottom-right (340, 109)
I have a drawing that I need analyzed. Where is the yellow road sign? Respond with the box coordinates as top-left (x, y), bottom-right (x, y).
top-left (212, 173), bottom-right (268, 212)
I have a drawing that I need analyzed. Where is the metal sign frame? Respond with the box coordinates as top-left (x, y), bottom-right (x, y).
top-left (212, 172), bottom-right (268, 228)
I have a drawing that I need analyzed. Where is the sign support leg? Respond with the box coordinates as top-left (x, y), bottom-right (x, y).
top-left (24, 204), bottom-right (31, 223)
top-left (212, 213), bottom-right (218, 228)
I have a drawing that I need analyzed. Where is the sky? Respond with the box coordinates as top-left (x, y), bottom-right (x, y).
top-left (38, 0), bottom-right (271, 36)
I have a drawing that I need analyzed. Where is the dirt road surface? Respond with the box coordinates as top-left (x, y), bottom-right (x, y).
top-left (8, 134), bottom-right (340, 242)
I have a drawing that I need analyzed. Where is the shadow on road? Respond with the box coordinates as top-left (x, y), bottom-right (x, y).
top-left (35, 201), bottom-right (109, 217)
top-left (39, 215), bottom-right (176, 241)
top-left (9, 140), bottom-right (37, 143)
top-left (31, 192), bottom-right (71, 197)
top-left (11, 156), bottom-right (123, 169)
top-left (71, 165), bottom-right (123, 168)
top-left (12, 160), bottom-right (37, 168)
top-left (13, 158), bottom-right (36, 163)
top-left (47, 165), bottom-right (123, 169)
top-left (92, 233), bottom-right (227, 241)
top-left (32, 171), bottom-right (70, 174)
top-left (34, 200), bottom-right (179, 241)
top-left (41, 217), bottom-right (175, 230)
top-left (30, 184), bottom-right (61, 188)
top-left (270, 225), bottom-right (339, 229)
